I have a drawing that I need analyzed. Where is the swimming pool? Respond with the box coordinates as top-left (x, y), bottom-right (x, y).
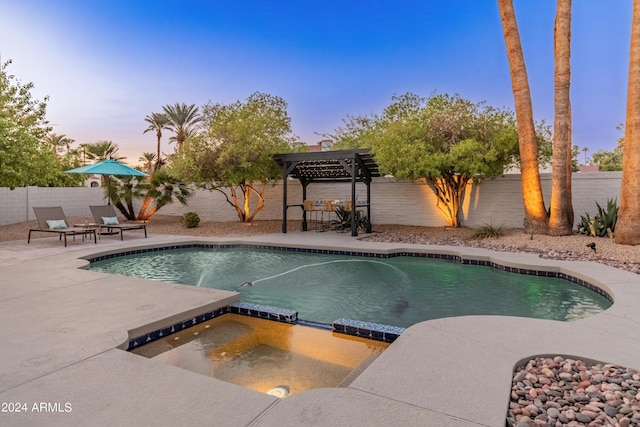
top-left (89, 245), bottom-right (612, 328)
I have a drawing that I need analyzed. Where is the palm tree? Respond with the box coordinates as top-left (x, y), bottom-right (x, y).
top-left (136, 170), bottom-right (194, 220)
top-left (548, 0), bottom-right (574, 236)
top-left (139, 152), bottom-right (157, 174)
top-left (162, 103), bottom-right (202, 151)
top-left (143, 112), bottom-right (169, 169)
top-left (582, 147), bottom-right (589, 165)
top-left (615, 0), bottom-right (640, 245)
top-left (84, 141), bottom-right (125, 161)
top-left (45, 133), bottom-right (74, 156)
top-left (497, 0), bottom-right (548, 234)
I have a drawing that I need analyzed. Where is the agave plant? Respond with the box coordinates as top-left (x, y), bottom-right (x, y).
top-left (333, 206), bottom-right (370, 232)
top-left (577, 198), bottom-right (618, 238)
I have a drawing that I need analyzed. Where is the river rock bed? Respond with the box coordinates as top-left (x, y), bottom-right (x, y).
top-left (507, 356), bottom-right (640, 426)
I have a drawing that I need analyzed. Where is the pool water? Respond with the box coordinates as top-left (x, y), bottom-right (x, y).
top-left (131, 314), bottom-right (389, 396)
top-left (91, 247), bottom-right (611, 328)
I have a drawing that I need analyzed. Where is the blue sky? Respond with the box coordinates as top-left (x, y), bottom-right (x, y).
top-left (0, 1), bottom-right (632, 165)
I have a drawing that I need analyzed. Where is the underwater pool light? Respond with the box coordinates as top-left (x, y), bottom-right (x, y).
top-left (266, 385), bottom-right (290, 398)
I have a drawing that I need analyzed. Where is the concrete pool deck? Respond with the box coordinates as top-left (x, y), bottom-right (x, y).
top-left (0, 231), bottom-right (639, 426)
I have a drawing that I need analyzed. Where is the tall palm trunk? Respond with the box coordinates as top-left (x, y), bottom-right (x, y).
top-left (498, 0), bottom-right (548, 233)
top-left (156, 129), bottom-right (162, 164)
top-left (548, 0), bottom-right (574, 235)
top-left (616, 0), bottom-right (640, 245)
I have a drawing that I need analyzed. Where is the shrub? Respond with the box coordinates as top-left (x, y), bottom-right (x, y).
top-left (182, 212), bottom-right (200, 228)
top-left (333, 206), bottom-right (370, 232)
top-left (472, 222), bottom-right (505, 239)
top-left (577, 198), bottom-right (618, 238)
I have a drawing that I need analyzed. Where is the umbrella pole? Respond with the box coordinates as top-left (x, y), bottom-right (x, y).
top-left (108, 175), bottom-right (111, 205)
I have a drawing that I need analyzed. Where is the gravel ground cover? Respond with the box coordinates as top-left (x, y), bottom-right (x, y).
top-left (508, 356), bottom-right (640, 427)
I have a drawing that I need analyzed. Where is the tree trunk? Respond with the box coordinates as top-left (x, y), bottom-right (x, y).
top-left (246, 184), bottom-right (266, 223)
top-left (222, 184), bottom-right (267, 223)
top-left (228, 187), bottom-right (246, 221)
top-left (615, 0), bottom-right (640, 245)
top-left (548, 0), bottom-right (575, 236)
top-left (426, 173), bottom-right (470, 228)
top-left (498, 0), bottom-right (549, 234)
top-left (155, 129), bottom-right (162, 170)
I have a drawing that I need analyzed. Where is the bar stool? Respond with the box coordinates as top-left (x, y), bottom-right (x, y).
top-left (322, 200), bottom-right (336, 231)
top-left (304, 200), bottom-right (320, 231)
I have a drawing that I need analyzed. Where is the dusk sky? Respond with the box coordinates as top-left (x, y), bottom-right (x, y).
top-left (1, 1), bottom-right (633, 166)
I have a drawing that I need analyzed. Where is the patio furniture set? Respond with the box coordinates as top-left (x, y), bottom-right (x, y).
top-left (303, 199), bottom-right (368, 232)
top-left (27, 205), bottom-right (147, 247)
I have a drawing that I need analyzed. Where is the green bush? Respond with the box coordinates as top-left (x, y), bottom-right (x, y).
top-left (472, 222), bottom-right (505, 239)
top-left (182, 212), bottom-right (200, 229)
top-left (577, 198), bottom-right (618, 238)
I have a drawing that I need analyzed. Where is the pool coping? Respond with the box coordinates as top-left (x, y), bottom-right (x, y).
top-left (0, 231), bottom-right (638, 426)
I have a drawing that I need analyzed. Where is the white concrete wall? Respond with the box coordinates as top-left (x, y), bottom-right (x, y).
top-left (0, 172), bottom-right (623, 228)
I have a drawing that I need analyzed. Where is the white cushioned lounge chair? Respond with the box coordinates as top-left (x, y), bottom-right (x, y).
top-left (89, 205), bottom-right (148, 240)
top-left (28, 206), bottom-right (97, 247)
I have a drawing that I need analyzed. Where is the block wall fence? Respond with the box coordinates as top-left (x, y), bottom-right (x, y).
top-left (0, 172), bottom-right (622, 228)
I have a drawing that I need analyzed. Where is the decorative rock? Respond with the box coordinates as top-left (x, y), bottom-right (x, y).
top-left (575, 412), bottom-right (592, 423)
top-left (514, 371), bottom-right (527, 382)
top-left (565, 409), bottom-right (576, 420)
top-left (547, 407), bottom-right (560, 419)
top-left (559, 372), bottom-right (573, 382)
top-left (507, 357), bottom-right (640, 427)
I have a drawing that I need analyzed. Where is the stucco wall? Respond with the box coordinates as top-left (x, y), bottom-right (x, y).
top-left (0, 187), bottom-right (106, 225)
top-left (0, 172), bottom-right (622, 228)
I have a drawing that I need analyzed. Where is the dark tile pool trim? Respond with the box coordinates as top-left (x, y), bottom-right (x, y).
top-left (228, 301), bottom-right (298, 323)
top-left (126, 301), bottom-right (403, 350)
top-left (88, 243), bottom-right (614, 304)
top-left (126, 306), bottom-right (229, 350)
top-left (333, 318), bottom-right (405, 343)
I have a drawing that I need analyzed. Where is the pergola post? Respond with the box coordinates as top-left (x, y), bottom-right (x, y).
top-left (351, 160), bottom-right (357, 236)
top-left (366, 180), bottom-right (372, 233)
top-left (282, 162), bottom-right (288, 233)
top-left (302, 182), bottom-right (308, 231)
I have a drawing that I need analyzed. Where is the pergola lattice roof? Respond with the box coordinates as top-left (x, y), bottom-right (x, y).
top-left (272, 149), bottom-right (380, 183)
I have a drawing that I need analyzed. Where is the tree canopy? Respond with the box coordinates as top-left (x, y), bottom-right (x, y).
top-left (0, 60), bottom-right (81, 188)
top-left (170, 92), bottom-right (305, 222)
top-left (591, 130), bottom-right (624, 171)
top-left (330, 92), bottom-right (551, 227)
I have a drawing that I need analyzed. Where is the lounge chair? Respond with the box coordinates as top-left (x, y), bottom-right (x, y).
top-left (89, 205), bottom-right (148, 240)
top-left (28, 207), bottom-right (97, 247)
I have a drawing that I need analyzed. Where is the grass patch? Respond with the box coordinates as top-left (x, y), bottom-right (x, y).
top-left (472, 223), bottom-right (505, 239)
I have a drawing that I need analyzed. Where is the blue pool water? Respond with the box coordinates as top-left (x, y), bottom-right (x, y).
top-left (90, 247), bottom-right (611, 328)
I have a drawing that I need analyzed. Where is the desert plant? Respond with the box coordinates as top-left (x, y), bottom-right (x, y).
top-left (182, 212), bottom-right (200, 228)
top-left (333, 206), bottom-right (370, 232)
top-left (577, 198), bottom-right (618, 238)
top-left (472, 222), bottom-right (505, 239)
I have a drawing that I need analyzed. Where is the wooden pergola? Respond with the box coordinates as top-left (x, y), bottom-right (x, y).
top-left (272, 149), bottom-right (380, 236)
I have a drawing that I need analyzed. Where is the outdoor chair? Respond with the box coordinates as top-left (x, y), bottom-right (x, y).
top-left (89, 205), bottom-right (148, 240)
top-left (304, 200), bottom-right (324, 231)
top-left (28, 207), bottom-right (97, 247)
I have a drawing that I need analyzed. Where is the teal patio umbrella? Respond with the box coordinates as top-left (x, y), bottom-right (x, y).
top-left (66, 159), bottom-right (148, 205)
